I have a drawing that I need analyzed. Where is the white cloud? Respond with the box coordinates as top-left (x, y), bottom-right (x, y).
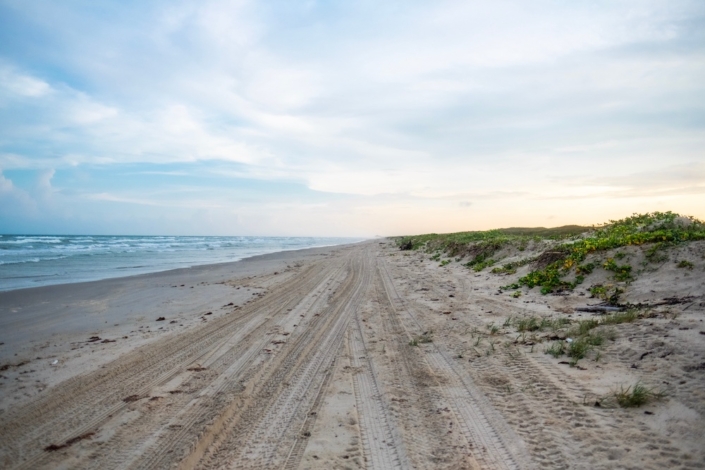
top-left (0, 0), bottom-right (703, 234)
top-left (70, 99), bottom-right (118, 124)
top-left (0, 171), bottom-right (14, 192)
top-left (0, 171), bottom-right (37, 220)
top-left (0, 64), bottom-right (52, 98)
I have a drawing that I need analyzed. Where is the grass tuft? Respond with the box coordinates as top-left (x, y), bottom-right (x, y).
top-left (601, 309), bottom-right (638, 325)
top-left (612, 382), bottom-right (666, 408)
top-left (545, 342), bottom-right (565, 358)
top-left (676, 260), bottom-right (694, 269)
top-left (410, 331), bottom-right (433, 346)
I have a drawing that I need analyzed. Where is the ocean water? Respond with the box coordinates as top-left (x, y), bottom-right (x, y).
top-left (0, 235), bottom-right (363, 292)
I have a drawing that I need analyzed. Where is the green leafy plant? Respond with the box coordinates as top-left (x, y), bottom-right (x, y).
top-left (513, 212), bottom-right (705, 293)
top-left (397, 212), bottom-right (705, 295)
top-left (645, 242), bottom-right (668, 263)
top-left (603, 258), bottom-right (633, 281)
top-left (491, 256), bottom-right (537, 275)
top-left (589, 284), bottom-right (624, 305)
top-left (575, 262), bottom-right (595, 275)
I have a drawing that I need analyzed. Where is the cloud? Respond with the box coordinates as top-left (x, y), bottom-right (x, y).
top-left (0, 64), bottom-right (52, 98)
top-left (0, 171), bottom-right (14, 192)
top-left (0, 0), bottom-right (703, 234)
top-left (0, 171), bottom-right (37, 222)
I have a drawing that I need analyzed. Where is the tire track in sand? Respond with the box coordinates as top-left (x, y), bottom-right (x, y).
top-left (117, 261), bottom-right (350, 470)
top-left (180, 250), bottom-right (371, 469)
top-left (0, 260), bottom-right (338, 469)
top-left (377, 255), bottom-right (533, 470)
top-left (367, 275), bottom-right (477, 469)
top-left (349, 310), bottom-right (410, 469)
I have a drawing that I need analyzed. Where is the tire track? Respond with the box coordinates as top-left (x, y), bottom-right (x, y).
top-left (122, 259), bottom-right (352, 470)
top-left (0, 261), bottom-right (338, 469)
top-left (350, 311), bottom-right (410, 469)
top-left (377, 256), bottom-right (532, 470)
top-left (182, 250), bottom-right (371, 469)
top-left (280, 353), bottom-right (338, 470)
top-left (385, 251), bottom-right (674, 469)
top-left (369, 277), bottom-right (476, 469)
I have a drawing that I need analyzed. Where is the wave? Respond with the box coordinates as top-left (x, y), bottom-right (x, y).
top-left (0, 257), bottom-right (41, 265)
top-left (0, 235), bottom-right (364, 291)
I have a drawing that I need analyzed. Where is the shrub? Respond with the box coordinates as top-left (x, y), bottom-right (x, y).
top-left (515, 212), bottom-right (705, 293)
top-left (603, 258), bottom-right (633, 281)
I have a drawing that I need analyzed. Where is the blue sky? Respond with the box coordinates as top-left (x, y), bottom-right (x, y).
top-left (0, 0), bottom-right (703, 236)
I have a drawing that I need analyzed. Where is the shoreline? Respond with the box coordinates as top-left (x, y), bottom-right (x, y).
top-left (0, 240), bottom-right (368, 412)
top-left (0, 238), bottom-right (368, 294)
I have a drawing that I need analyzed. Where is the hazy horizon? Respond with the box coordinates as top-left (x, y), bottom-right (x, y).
top-left (1, 1), bottom-right (703, 237)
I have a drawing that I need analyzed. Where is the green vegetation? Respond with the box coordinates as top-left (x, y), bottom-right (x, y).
top-left (589, 284), bottom-right (624, 305)
top-left (507, 212), bottom-right (705, 294)
top-left (506, 310), bottom-right (639, 364)
top-left (601, 309), bottom-right (638, 325)
top-left (575, 262), bottom-right (595, 275)
top-left (545, 341), bottom-right (565, 358)
top-left (397, 212), bottom-right (705, 295)
top-left (570, 319), bottom-right (599, 336)
top-left (644, 243), bottom-right (669, 263)
top-left (491, 256), bottom-right (537, 275)
top-left (396, 225), bottom-right (587, 252)
top-left (397, 226), bottom-right (585, 274)
top-left (513, 315), bottom-right (570, 333)
top-left (603, 258), bottom-right (633, 281)
top-left (466, 256), bottom-right (496, 272)
top-left (535, 309), bottom-right (639, 364)
top-left (612, 382), bottom-right (666, 408)
top-left (676, 260), bottom-right (694, 269)
top-left (409, 331), bottom-right (434, 346)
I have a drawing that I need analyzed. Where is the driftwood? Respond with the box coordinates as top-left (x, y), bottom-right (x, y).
top-left (575, 296), bottom-right (698, 313)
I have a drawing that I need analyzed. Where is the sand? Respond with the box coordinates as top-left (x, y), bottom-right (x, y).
top-left (0, 239), bottom-right (703, 469)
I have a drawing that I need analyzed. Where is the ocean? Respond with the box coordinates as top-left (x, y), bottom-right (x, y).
top-left (0, 235), bottom-right (363, 292)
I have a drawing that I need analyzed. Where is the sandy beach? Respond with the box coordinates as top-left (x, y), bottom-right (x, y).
top-left (0, 239), bottom-right (703, 469)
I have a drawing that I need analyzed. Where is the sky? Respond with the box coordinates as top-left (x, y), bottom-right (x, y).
top-left (0, 0), bottom-right (703, 237)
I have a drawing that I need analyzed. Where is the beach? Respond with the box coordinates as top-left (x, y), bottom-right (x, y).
top-left (0, 239), bottom-right (703, 469)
